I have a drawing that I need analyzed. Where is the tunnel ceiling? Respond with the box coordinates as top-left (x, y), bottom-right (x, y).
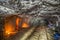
top-left (0, 0), bottom-right (60, 16)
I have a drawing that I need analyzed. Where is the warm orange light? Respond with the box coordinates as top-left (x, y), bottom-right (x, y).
top-left (22, 22), bottom-right (29, 28)
top-left (16, 17), bottom-right (21, 30)
top-left (4, 22), bottom-right (16, 36)
top-left (5, 31), bottom-right (16, 35)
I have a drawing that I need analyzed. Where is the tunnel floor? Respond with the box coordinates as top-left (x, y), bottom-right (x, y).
top-left (27, 26), bottom-right (54, 40)
top-left (4, 26), bottom-right (54, 40)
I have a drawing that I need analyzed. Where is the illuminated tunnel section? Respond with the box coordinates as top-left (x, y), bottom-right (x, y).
top-left (3, 15), bottom-right (30, 37)
top-left (4, 15), bottom-right (20, 37)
